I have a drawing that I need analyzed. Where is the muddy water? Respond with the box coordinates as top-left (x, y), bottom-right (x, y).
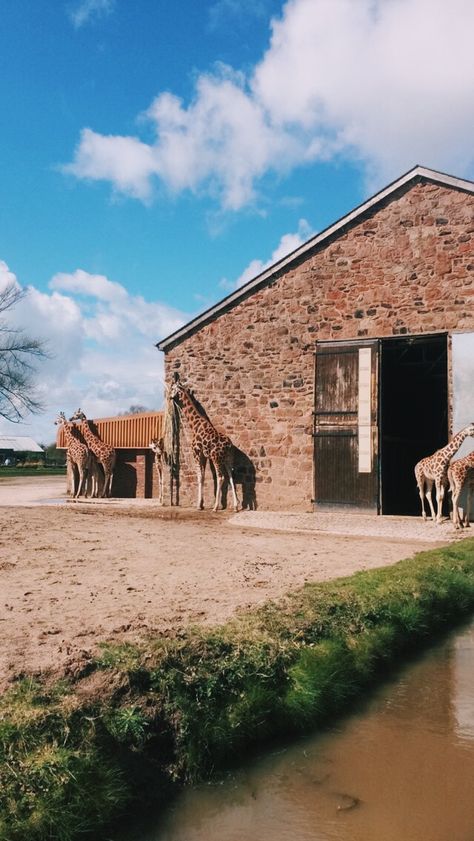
top-left (136, 623), bottom-right (474, 841)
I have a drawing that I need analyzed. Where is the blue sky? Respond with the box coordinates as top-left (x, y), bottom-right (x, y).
top-left (1, 0), bottom-right (473, 444)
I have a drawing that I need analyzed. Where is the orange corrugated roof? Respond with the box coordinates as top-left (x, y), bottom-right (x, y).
top-left (56, 411), bottom-right (164, 450)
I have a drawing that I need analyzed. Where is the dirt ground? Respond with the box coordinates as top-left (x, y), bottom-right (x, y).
top-left (0, 476), bottom-right (462, 690)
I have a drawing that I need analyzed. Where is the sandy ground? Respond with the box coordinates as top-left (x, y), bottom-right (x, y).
top-left (0, 476), bottom-right (466, 690)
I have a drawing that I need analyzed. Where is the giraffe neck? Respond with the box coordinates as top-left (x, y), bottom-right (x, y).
top-left (80, 420), bottom-right (100, 448)
top-left (180, 390), bottom-right (214, 435)
top-left (62, 423), bottom-right (77, 448)
top-left (62, 423), bottom-right (85, 456)
top-left (440, 428), bottom-right (470, 463)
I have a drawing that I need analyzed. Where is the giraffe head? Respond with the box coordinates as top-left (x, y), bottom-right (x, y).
top-left (465, 422), bottom-right (474, 437)
top-left (54, 411), bottom-right (68, 427)
top-left (150, 437), bottom-right (164, 457)
top-left (170, 372), bottom-right (187, 404)
top-left (70, 408), bottom-right (87, 422)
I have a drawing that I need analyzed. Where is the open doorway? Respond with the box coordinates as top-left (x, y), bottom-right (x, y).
top-left (380, 334), bottom-right (448, 515)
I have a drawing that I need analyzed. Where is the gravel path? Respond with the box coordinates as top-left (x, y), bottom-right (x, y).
top-left (229, 510), bottom-right (468, 542)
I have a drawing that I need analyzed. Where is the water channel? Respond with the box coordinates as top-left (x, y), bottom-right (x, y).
top-left (130, 621), bottom-right (474, 841)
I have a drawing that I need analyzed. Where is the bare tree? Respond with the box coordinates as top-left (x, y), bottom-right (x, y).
top-left (0, 282), bottom-right (47, 422)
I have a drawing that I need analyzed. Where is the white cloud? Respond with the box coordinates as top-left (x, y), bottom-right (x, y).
top-left (69, 0), bottom-right (115, 29)
top-left (64, 0), bottom-right (474, 208)
top-left (252, 0), bottom-right (474, 181)
top-left (63, 129), bottom-right (157, 201)
top-left (220, 218), bottom-right (314, 290)
top-left (0, 261), bottom-right (187, 444)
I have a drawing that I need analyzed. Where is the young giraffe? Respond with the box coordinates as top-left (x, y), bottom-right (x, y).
top-left (170, 377), bottom-right (238, 512)
top-left (54, 412), bottom-right (90, 499)
top-left (415, 423), bottom-right (474, 523)
top-left (448, 451), bottom-right (474, 529)
top-left (70, 409), bottom-right (116, 497)
top-left (150, 437), bottom-right (165, 505)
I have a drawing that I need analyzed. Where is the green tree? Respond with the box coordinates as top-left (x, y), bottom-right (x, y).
top-left (43, 442), bottom-right (67, 466)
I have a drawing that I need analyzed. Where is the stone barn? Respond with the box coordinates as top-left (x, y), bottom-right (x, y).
top-left (157, 166), bottom-right (474, 515)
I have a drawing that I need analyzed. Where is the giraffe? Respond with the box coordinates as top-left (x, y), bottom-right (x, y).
top-left (150, 437), bottom-right (165, 505)
top-left (170, 376), bottom-right (238, 512)
top-left (70, 409), bottom-right (116, 497)
top-left (54, 412), bottom-right (91, 499)
top-left (448, 450), bottom-right (474, 529)
top-left (414, 423), bottom-right (474, 523)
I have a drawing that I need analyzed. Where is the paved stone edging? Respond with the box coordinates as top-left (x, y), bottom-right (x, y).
top-left (228, 510), bottom-right (468, 542)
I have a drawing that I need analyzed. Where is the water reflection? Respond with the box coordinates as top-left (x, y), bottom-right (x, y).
top-left (132, 622), bottom-right (474, 841)
top-left (454, 625), bottom-right (474, 741)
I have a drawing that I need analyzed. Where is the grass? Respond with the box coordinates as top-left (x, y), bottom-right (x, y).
top-left (0, 467), bottom-right (66, 478)
top-left (1, 539), bottom-right (474, 840)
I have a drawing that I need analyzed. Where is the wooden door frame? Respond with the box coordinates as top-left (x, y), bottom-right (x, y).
top-left (313, 332), bottom-right (450, 514)
top-left (313, 338), bottom-right (380, 511)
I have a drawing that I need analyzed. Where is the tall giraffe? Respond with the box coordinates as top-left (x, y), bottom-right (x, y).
top-left (70, 409), bottom-right (116, 497)
top-left (415, 423), bottom-right (474, 523)
top-left (54, 412), bottom-right (90, 499)
top-left (448, 450), bottom-right (474, 529)
top-left (170, 377), bottom-right (238, 512)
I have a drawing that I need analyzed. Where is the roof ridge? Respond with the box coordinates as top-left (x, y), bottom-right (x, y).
top-left (157, 165), bottom-right (474, 351)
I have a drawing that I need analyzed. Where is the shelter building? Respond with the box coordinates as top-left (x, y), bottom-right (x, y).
top-left (0, 436), bottom-right (44, 465)
top-left (56, 411), bottom-right (164, 497)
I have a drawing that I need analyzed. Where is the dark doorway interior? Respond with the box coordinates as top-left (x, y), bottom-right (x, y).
top-left (380, 334), bottom-right (448, 515)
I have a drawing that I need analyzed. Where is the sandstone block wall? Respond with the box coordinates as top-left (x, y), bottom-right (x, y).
top-left (163, 181), bottom-right (474, 511)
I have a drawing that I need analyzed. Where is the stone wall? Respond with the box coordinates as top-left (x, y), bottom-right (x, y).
top-left (163, 180), bottom-right (474, 511)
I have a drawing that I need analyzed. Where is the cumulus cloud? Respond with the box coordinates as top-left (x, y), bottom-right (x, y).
top-left (64, 0), bottom-right (474, 208)
top-left (69, 0), bottom-right (115, 29)
top-left (252, 0), bottom-right (474, 182)
top-left (64, 129), bottom-right (157, 201)
top-left (0, 261), bottom-right (187, 444)
top-left (220, 218), bottom-right (314, 290)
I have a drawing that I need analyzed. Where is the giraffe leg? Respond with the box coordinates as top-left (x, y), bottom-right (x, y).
top-left (451, 482), bottom-right (462, 529)
top-left (157, 461), bottom-right (163, 505)
top-left (102, 469), bottom-right (112, 498)
top-left (417, 479), bottom-right (428, 520)
top-left (68, 460), bottom-right (78, 498)
top-left (435, 478), bottom-right (445, 524)
top-left (86, 455), bottom-right (96, 498)
top-left (107, 456), bottom-right (116, 497)
top-left (213, 470), bottom-right (224, 511)
top-left (93, 462), bottom-right (99, 498)
top-left (75, 466), bottom-right (86, 498)
top-left (196, 454), bottom-right (206, 509)
top-left (425, 480), bottom-right (436, 522)
top-left (225, 463), bottom-right (239, 512)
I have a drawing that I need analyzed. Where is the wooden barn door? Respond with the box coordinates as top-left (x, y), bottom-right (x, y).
top-left (314, 341), bottom-right (379, 509)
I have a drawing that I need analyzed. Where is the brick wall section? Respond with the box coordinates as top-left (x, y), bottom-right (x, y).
top-left (163, 181), bottom-right (474, 511)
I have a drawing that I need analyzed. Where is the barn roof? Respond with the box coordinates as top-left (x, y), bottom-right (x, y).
top-left (157, 165), bottom-right (474, 352)
top-left (0, 436), bottom-right (44, 452)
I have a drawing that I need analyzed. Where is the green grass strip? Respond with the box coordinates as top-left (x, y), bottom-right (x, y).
top-left (1, 539), bottom-right (474, 840)
top-left (0, 467), bottom-right (66, 479)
